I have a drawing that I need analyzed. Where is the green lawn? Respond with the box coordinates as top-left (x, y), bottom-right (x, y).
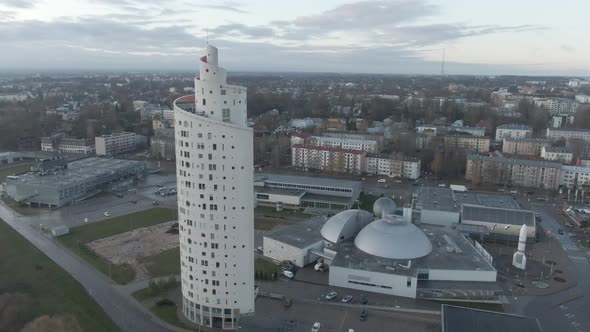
top-left (0, 163), bottom-right (32, 182)
top-left (255, 206), bottom-right (311, 219)
top-left (58, 208), bottom-right (176, 284)
top-left (0, 219), bottom-right (119, 332)
top-left (138, 247), bottom-right (180, 278)
top-left (255, 257), bottom-right (280, 280)
top-left (254, 218), bottom-right (279, 230)
top-left (431, 300), bottom-right (505, 312)
top-left (150, 301), bottom-right (191, 330)
top-left (132, 278), bottom-right (180, 302)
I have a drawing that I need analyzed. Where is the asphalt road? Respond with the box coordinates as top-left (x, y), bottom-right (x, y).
top-left (0, 195), bottom-right (182, 332)
top-left (511, 203), bottom-right (590, 332)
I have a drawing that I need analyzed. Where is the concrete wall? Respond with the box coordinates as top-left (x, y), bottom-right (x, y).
top-left (427, 269), bottom-right (497, 282)
top-left (329, 265), bottom-right (417, 298)
top-left (263, 237), bottom-right (305, 267)
top-left (256, 192), bottom-right (301, 206)
top-left (420, 209), bottom-right (460, 226)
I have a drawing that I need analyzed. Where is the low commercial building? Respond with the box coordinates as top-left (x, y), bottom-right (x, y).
top-left (309, 135), bottom-right (378, 152)
top-left (95, 132), bottom-right (136, 156)
top-left (254, 173), bottom-right (361, 211)
top-left (546, 127), bottom-right (590, 143)
top-left (151, 128), bottom-right (175, 160)
top-left (41, 137), bottom-right (95, 154)
top-left (461, 204), bottom-right (536, 242)
top-left (443, 132), bottom-right (490, 152)
top-left (495, 124), bottom-right (532, 142)
top-left (291, 144), bottom-right (366, 175)
top-left (441, 305), bottom-right (542, 332)
top-left (541, 146), bottom-right (573, 163)
top-left (263, 216), bottom-right (327, 267)
top-left (502, 137), bottom-right (553, 156)
top-left (5, 157), bottom-right (147, 208)
top-left (365, 153), bottom-right (421, 179)
top-left (466, 154), bottom-right (561, 190)
top-left (0, 152), bottom-right (23, 165)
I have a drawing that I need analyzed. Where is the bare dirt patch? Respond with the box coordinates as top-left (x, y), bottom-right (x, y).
top-left (87, 221), bottom-right (179, 281)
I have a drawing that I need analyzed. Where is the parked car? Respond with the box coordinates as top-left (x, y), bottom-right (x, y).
top-left (360, 297), bottom-right (368, 305)
top-left (360, 310), bottom-right (368, 321)
top-left (325, 291), bottom-right (338, 301)
top-left (535, 214), bottom-right (542, 221)
top-left (152, 201), bottom-right (159, 206)
top-left (130, 200), bottom-right (137, 204)
top-left (254, 247), bottom-right (263, 254)
top-left (558, 229), bottom-right (564, 235)
top-left (282, 270), bottom-right (294, 279)
top-left (342, 295), bottom-right (353, 303)
top-left (393, 179), bottom-right (402, 184)
top-left (311, 322), bottom-right (321, 332)
top-left (378, 179), bottom-right (386, 183)
top-left (104, 212), bottom-right (111, 217)
top-left (116, 193), bottom-right (124, 198)
top-left (157, 184), bottom-right (164, 188)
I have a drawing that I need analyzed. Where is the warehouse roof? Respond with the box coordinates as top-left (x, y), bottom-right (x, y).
top-left (442, 305), bottom-right (542, 332)
top-left (256, 173), bottom-right (361, 189)
top-left (265, 216), bottom-right (327, 249)
top-left (461, 204), bottom-right (535, 227)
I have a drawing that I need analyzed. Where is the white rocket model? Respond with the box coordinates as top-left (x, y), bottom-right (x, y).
top-left (512, 224), bottom-right (528, 270)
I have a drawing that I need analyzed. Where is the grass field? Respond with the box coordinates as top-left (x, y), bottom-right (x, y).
top-left (132, 278), bottom-right (180, 302)
top-left (255, 257), bottom-right (280, 280)
top-left (150, 301), bottom-right (190, 330)
top-left (0, 219), bottom-right (119, 332)
top-left (254, 218), bottom-right (279, 230)
top-left (58, 208), bottom-right (176, 284)
top-left (138, 247), bottom-right (180, 278)
top-left (0, 163), bottom-right (32, 182)
top-left (255, 206), bottom-right (311, 219)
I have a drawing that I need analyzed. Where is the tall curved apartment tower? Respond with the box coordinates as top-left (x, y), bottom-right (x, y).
top-left (173, 45), bottom-right (254, 330)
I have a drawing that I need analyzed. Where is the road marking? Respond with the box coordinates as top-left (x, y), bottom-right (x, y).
top-left (568, 255), bottom-right (588, 263)
top-left (562, 245), bottom-right (579, 251)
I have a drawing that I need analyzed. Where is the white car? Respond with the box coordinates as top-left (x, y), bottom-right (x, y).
top-left (325, 291), bottom-right (338, 300)
top-left (104, 212), bottom-right (111, 217)
top-left (311, 322), bottom-right (321, 332)
top-left (342, 295), bottom-right (353, 303)
top-left (282, 270), bottom-right (294, 279)
top-left (378, 179), bottom-right (386, 183)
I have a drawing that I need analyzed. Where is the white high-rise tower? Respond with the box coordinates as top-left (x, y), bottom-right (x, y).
top-left (173, 45), bottom-right (254, 329)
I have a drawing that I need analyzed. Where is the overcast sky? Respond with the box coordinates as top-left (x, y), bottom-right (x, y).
top-left (0, 0), bottom-right (588, 75)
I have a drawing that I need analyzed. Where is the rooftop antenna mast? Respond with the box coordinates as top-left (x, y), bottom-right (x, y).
top-left (441, 48), bottom-right (446, 76)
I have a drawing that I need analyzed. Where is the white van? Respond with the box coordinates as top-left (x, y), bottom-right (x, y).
top-left (282, 270), bottom-right (294, 279)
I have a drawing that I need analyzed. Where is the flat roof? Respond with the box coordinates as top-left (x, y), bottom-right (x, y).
top-left (467, 154), bottom-right (562, 168)
top-left (254, 186), bottom-right (306, 197)
top-left (0, 152), bottom-right (21, 157)
top-left (461, 204), bottom-right (535, 227)
top-left (256, 173), bottom-right (361, 189)
top-left (416, 187), bottom-right (459, 213)
top-left (442, 305), bottom-right (542, 332)
top-left (302, 193), bottom-right (352, 204)
top-left (331, 224), bottom-right (496, 277)
top-left (7, 157), bottom-right (145, 186)
top-left (265, 216), bottom-right (328, 249)
top-left (456, 191), bottom-right (520, 210)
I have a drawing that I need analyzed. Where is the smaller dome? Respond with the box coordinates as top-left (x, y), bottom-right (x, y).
top-left (354, 216), bottom-right (432, 260)
top-left (373, 197), bottom-right (396, 218)
top-left (321, 209), bottom-right (373, 244)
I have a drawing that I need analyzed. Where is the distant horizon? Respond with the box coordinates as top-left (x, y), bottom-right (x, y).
top-left (0, 1), bottom-right (588, 76)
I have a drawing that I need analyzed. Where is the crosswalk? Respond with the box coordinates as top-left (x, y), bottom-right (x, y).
top-left (562, 244), bottom-right (578, 251)
top-left (568, 255), bottom-right (588, 263)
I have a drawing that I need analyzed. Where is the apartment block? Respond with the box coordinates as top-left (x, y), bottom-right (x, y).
top-left (546, 128), bottom-right (590, 143)
top-left (443, 133), bottom-right (490, 152)
top-left (292, 144), bottom-right (366, 174)
top-left (95, 132), bottom-right (136, 156)
top-left (309, 136), bottom-right (378, 153)
top-left (466, 154), bottom-right (561, 190)
top-left (322, 130), bottom-right (385, 150)
top-left (365, 153), bottom-right (421, 179)
top-left (502, 138), bottom-right (553, 156)
top-left (40, 137), bottom-right (95, 154)
top-left (495, 124), bottom-right (532, 141)
top-left (541, 146), bottom-right (573, 163)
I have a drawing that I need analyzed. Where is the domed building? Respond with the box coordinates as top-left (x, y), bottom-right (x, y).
top-left (263, 197), bottom-right (498, 300)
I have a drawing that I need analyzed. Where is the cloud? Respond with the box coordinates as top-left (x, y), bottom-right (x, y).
top-left (201, 3), bottom-right (247, 14)
top-left (210, 23), bottom-right (275, 38)
top-left (0, 0), bottom-right (35, 8)
top-left (561, 44), bottom-right (574, 52)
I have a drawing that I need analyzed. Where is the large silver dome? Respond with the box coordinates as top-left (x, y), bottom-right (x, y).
top-left (354, 216), bottom-right (432, 259)
top-left (321, 209), bottom-right (374, 244)
top-left (373, 197), bottom-right (396, 218)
